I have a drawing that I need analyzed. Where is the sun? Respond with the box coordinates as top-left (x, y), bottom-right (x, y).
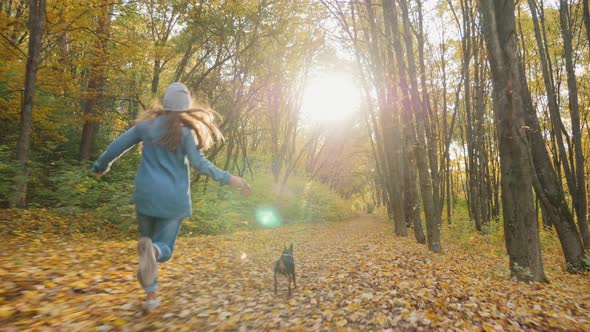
top-left (301, 72), bottom-right (361, 124)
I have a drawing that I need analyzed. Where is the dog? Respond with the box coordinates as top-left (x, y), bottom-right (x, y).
top-left (274, 243), bottom-right (296, 296)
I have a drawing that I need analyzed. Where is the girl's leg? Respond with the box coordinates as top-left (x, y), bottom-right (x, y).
top-left (136, 212), bottom-right (159, 309)
top-left (137, 214), bottom-right (159, 260)
top-left (137, 212), bottom-right (155, 239)
top-left (151, 217), bottom-right (183, 263)
top-left (135, 213), bottom-right (182, 311)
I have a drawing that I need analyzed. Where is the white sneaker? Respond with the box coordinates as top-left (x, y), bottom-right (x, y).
top-left (142, 297), bottom-right (161, 311)
top-left (137, 237), bottom-right (157, 288)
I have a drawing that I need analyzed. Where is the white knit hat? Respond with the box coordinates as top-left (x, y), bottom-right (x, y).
top-left (163, 82), bottom-right (191, 112)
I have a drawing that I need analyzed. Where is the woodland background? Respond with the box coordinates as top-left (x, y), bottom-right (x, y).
top-left (1, 0), bottom-right (590, 330)
top-left (1, 0), bottom-right (590, 286)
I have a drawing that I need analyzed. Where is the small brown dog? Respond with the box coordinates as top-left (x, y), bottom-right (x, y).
top-left (274, 243), bottom-right (296, 296)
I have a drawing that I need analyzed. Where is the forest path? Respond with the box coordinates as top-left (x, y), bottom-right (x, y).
top-left (1, 215), bottom-right (589, 331)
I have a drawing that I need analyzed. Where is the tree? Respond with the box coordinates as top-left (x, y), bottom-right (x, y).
top-left (380, 0), bottom-right (407, 237)
top-left (583, 0), bottom-right (590, 52)
top-left (558, 0), bottom-right (590, 248)
top-left (386, 0), bottom-right (425, 245)
top-left (263, 3), bottom-right (323, 189)
top-left (12, 0), bottom-right (46, 208)
top-left (479, 0), bottom-right (547, 282)
top-left (398, 0), bottom-right (440, 252)
top-left (448, 0), bottom-right (494, 231)
top-left (523, 0), bottom-right (590, 270)
top-left (145, 0), bottom-right (185, 95)
top-left (79, 1), bottom-right (112, 161)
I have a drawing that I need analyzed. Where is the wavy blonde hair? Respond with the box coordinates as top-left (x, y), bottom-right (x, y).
top-left (136, 102), bottom-right (224, 151)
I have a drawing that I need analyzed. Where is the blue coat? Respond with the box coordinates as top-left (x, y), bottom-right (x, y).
top-left (91, 116), bottom-right (231, 219)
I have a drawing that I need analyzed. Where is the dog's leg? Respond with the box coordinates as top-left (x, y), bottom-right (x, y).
top-left (293, 272), bottom-right (296, 289)
top-left (274, 271), bottom-right (278, 294)
top-left (288, 277), bottom-right (291, 296)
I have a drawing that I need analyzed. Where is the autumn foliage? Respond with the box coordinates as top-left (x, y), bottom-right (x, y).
top-left (1, 212), bottom-right (589, 330)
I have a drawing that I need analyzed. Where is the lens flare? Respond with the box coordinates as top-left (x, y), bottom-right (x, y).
top-left (255, 206), bottom-right (281, 228)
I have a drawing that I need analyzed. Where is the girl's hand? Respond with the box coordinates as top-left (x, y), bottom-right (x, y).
top-left (229, 176), bottom-right (252, 196)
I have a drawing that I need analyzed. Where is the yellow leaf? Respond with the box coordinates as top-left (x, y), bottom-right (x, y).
top-left (416, 287), bottom-right (429, 297)
top-left (71, 281), bottom-right (88, 290)
top-left (0, 306), bottom-right (14, 319)
top-left (219, 314), bottom-right (241, 330)
top-left (373, 312), bottom-right (387, 326)
top-left (23, 291), bottom-right (42, 300)
top-left (482, 323), bottom-right (500, 332)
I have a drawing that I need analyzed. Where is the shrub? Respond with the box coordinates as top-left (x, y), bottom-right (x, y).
top-left (0, 145), bottom-right (18, 207)
top-left (4, 147), bottom-right (357, 236)
top-left (30, 152), bottom-right (139, 227)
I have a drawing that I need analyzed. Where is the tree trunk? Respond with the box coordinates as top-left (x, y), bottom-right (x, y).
top-left (12, 0), bottom-right (46, 208)
top-left (79, 3), bottom-right (112, 161)
top-left (386, 0), bottom-right (425, 244)
top-left (416, 0), bottom-right (441, 222)
top-left (473, 29), bottom-right (491, 228)
top-left (151, 58), bottom-right (161, 95)
top-left (525, 0), bottom-right (590, 267)
top-left (583, 0), bottom-right (590, 52)
top-left (527, 0), bottom-right (576, 211)
top-left (363, 0), bottom-right (390, 213)
top-left (399, 0), bottom-right (440, 252)
top-left (519, 63), bottom-right (589, 271)
top-left (380, 0), bottom-right (407, 237)
top-left (479, 0), bottom-right (547, 282)
top-left (559, 0), bottom-right (590, 248)
top-left (458, 0), bottom-right (483, 232)
top-left (440, 29), bottom-right (453, 225)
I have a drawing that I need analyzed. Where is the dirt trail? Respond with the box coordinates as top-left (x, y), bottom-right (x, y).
top-left (1, 216), bottom-right (589, 331)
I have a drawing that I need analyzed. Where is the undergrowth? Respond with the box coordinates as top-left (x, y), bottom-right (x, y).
top-left (0, 150), bottom-right (356, 236)
top-left (376, 198), bottom-right (572, 276)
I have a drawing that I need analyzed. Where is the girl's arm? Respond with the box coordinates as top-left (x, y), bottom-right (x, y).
top-left (91, 125), bottom-right (142, 175)
top-left (183, 129), bottom-right (232, 185)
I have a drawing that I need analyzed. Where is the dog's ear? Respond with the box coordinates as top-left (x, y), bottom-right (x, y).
top-left (289, 243), bottom-right (293, 253)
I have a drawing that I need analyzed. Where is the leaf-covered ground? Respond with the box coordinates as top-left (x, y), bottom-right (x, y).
top-left (1, 211), bottom-right (589, 331)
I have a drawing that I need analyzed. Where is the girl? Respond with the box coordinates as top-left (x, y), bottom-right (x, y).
top-left (91, 82), bottom-right (251, 311)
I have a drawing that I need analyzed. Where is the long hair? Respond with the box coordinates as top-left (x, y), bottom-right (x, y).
top-left (136, 101), bottom-right (224, 151)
